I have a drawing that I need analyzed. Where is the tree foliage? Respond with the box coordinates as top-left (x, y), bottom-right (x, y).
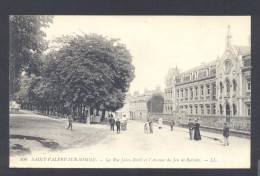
top-left (9, 15), bottom-right (53, 97)
top-left (16, 33), bottom-right (135, 121)
top-left (147, 93), bottom-right (164, 113)
top-left (48, 33), bottom-right (135, 111)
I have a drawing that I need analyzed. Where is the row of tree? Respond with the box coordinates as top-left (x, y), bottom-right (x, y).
top-left (10, 15), bottom-right (135, 123)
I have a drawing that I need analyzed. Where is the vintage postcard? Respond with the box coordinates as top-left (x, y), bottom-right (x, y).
top-left (9, 16), bottom-right (251, 168)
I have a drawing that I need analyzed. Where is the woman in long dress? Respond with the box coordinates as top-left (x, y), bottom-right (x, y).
top-left (158, 117), bottom-right (163, 129)
top-left (194, 119), bottom-right (201, 141)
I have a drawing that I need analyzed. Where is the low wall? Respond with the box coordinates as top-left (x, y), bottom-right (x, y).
top-left (144, 113), bottom-right (250, 138)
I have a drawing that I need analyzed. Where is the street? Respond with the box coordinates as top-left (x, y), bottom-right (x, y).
top-left (10, 110), bottom-right (250, 168)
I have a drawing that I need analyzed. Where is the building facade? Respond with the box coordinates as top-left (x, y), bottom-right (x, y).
top-left (164, 26), bottom-right (251, 117)
top-left (116, 87), bottom-right (163, 119)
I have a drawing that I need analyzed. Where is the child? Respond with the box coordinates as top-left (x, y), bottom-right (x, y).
top-left (223, 122), bottom-right (230, 146)
top-left (144, 122), bottom-right (149, 134)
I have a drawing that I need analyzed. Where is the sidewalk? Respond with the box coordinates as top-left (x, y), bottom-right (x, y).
top-left (136, 119), bottom-right (250, 143)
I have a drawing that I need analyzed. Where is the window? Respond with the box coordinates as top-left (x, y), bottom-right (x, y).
top-left (177, 90), bottom-right (179, 98)
top-left (212, 104), bottom-right (216, 114)
top-left (212, 83), bottom-right (216, 99)
top-left (181, 89), bottom-right (184, 98)
top-left (185, 88), bottom-right (188, 98)
top-left (206, 84), bottom-right (210, 95)
top-left (195, 106), bottom-right (198, 114)
top-left (206, 105), bottom-right (210, 114)
top-left (195, 87), bottom-right (198, 97)
top-left (247, 78), bottom-right (251, 91)
top-left (226, 78), bottom-right (230, 94)
top-left (190, 105), bottom-right (193, 114)
top-left (190, 87), bottom-right (193, 99)
top-left (193, 72), bottom-right (197, 79)
top-left (233, 79), bottom-right (237, 92)
top-left (200, 105), bottom-right (204, 114)
top-left (233, 104), bottom-right (236, 116)
top-left (220, 104), bottom-right (223, 115)
top-left (247, 106), bottom-right (251, 116)
top-left (200, 86), bottom-right (204, 96)
top-left (206, 68), bottom-right (210, 76)
top-left (220, 81), bottom-right (223, 93)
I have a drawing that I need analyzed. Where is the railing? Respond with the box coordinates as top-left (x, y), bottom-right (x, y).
top-left (132, 112), bottom-right (250, 132)
top-left (183, 114), bottom-right (250, 132)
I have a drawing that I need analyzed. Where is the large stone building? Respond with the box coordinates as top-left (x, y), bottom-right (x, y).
top-left (164, 26), bottom-right (251, 117)
top-left (116, 86), bottom-right (163, 119)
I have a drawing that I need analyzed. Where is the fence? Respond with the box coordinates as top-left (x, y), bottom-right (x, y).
top-left (146, 113), bottom-right (250, 132)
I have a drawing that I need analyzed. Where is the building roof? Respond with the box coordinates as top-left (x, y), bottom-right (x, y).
top-left (178, 60), bottom-right (216, 76)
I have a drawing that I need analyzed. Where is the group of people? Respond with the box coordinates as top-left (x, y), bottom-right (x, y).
top-left (188, 119), bottom-right (201, 141)
top-left (144, 116), bottom-right (176, 134)
top-left (144, 116), bottom-right (154, 134)
top-left (188, 118), bottom-right (230, 146)
top-left (66, 114), bottom-right (230, 146)
top-left (144, 116), bottom-right (230, 146)
top-left (108, 114), bottom-right (120, 134)
top-left (108, 114), bottom-right (127, 134)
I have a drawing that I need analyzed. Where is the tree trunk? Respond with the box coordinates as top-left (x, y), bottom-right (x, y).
top-left (101, 109), bottom-right (106, 121)
top-left (90, 107), bottom-right (94, 116)
top-left (83, 106), bottom-right (86, 117)
top-left (86, 106), bottom-right (90, 125)
top-left (96, 106), bottom-right (100, 116)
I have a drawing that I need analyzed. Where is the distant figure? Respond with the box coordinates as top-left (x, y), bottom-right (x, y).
top-left (193, 119), bottom-right (201, 141)
top-left (144, 122), bottom-right (149, 134)
top-left (148, 116), bottom-right (153, 134)
top-left (158, 117), bottom-right (163, 129)
top-left (109, 117), bottom-right (115, 131)
top-left (116, 119), bottom-right (121, 134)
top-left (188, 119), bottom-right (194, 140)
top-left (121, 115), bottom-right (127, 131)
top-left (109, 113), bottom-right (113, 118)
top-left (170, 119), bottom-right (175, 131)
top-left (223, 122), bottom-right (230, 146)
top-left (67, 115), bottom-right (73, 130)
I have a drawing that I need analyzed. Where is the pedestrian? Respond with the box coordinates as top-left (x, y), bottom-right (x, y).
top-left (67, 115), bottom-right (73, 130)
top-left (122, 115), bottom-right (127, 130)
top-left (170, 119), bottom-right (175, 131)
top-left (110, 117), bottom-right (115, 131)
top-left (193, 119), bottom-right (201, 141)
top-left (148, 116), bottom-right (153, 134)
top-left (188, 119), bottom-right (194, 140)
top-left (158, 117), bottom-right (163, 129)
top-left (116, 119), bottom-right (121, 134)
top-left (223, 122), bottom-right (230, 146)
top-left (144, 122), bottom-right (149, 134)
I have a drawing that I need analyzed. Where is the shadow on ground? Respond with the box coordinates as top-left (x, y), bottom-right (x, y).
top-left (10, 134), bottom-right (63, 156)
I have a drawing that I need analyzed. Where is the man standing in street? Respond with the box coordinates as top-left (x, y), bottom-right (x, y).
top-left (67, 115), bottom-right (73, 130)
top-left (223, 122), bottom-right (230, 146)
top-left (110, 117), bottom-right (115, 131)
top-left (148, 116), bottom-right (153, 134)
top-left (116, 119), bottom-right (121, 134)
top-left (170, 119), bottom-right (175, 131)
top-left (188, 119), bottom-right (194, 140)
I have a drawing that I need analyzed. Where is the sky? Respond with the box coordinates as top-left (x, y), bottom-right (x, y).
top-left (43, 16), bottom-right (250, 94)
